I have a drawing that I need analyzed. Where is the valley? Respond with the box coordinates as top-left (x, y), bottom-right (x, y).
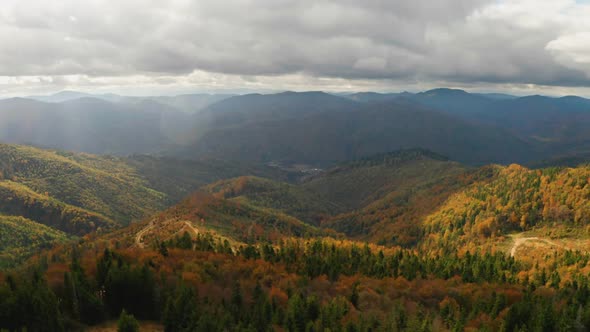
top-left (2, 90), bottom-right (590, 331)
top-left (5, 1), bottom-right (590, 330)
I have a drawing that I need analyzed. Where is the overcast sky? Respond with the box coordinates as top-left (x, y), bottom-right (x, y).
top-left (1, 0), bottom-right (590, 96)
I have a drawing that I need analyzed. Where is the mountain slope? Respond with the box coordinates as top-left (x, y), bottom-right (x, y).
top-left (0, 181), bottom-right (115, 234)
top-left (408, 88), bottom-right (494, 118)
top-left (479, 95), bottom-right (590, 144)
top-left (406, 89), bottom-right (590, 158)
top-left (422, 164), bottom-right (590, 251)
top-left (0, 215), bottom-right (69, 268)
top-left (313, 150), bottom-right (474, 246)
top-left (200, 150), bottom-right (472, 246)
top-left (190, 99), bottom-right (536, 165)
top-left (302, 149), bottom-right (463, 209)
top-left (203, 176), bottom-right (337, 225)
top-left (0, 144), bottom-right (292, 237)
top-left (0, 97), bottom-right (189, 155)
top-left (187, 91), bottom-right (359, 142)
top-left (125, 191), bottom-right (322, 248)
top-left (0, 144), bottom-right (166, 225)
top-left (125, 155), bottom-right (293, 204)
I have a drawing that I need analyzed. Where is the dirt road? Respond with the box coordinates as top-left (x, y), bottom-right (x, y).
top-left (135, 221), bottom-right (155, 248)
top-left (510, 236), bottom-right (567, 257)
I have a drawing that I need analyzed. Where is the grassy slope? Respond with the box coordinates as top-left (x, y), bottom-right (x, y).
top-left (0, 215), bottom-right (69, 268)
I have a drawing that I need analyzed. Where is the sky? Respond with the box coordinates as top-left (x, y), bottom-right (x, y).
top-left (1, 0), bottom-right (590, 97)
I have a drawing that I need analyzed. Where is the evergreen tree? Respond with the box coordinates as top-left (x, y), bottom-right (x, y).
top-left (118, 309), bottom-right (140, 332)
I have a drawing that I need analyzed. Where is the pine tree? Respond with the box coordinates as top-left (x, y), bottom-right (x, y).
top-left (118, 310), bottom-right (140, 332)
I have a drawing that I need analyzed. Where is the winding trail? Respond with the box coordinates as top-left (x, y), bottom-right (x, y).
top-left (183, 221), bottom-right (199, 236)
top-left (510, 236), bottom-right (568, 257)
top-left (135, 221), bottom-right (155, 248)
top-left (135, 220), bottom-right (199, 249)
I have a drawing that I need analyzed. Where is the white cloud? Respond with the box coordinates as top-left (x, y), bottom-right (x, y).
top-left (0, 0), bottom-right (589, 95)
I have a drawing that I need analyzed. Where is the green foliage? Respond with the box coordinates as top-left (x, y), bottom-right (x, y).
top-left (204, 176), bottom-right (336, 225)
top-left (0, 181), bottom-right (114, 234)
top-left (0, 214), bottom-right (69, 268)
top-left (158, 192), bottom-right (322, 243)
top-left (118, 310), bottom-right (140, 332)
top-left (126, 155), bottom-right (292, 204)
top-left (0, 271), bottom-right (64, 332)
top-left (0, 143), bottom-right (167, 226)
top-left (424, 164), bottom-right (590, 248)
top-left (304, 149), bottom-right (466, 212)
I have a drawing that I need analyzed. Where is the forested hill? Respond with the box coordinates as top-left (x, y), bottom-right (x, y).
top-left (195, 149), bottom-right (590, 252)
top-left (0, 143), bottom-right (288, 236)
top-left (422, 163), bottom-right (590, 251)
top-left (0, 144), bottom-right (167, 233)
top-left (187, 97), bottom-right (536, 166)
top-left (4, 148), bottom-right (590, 330)
top-left (0, 215), bottom-right (68, 268)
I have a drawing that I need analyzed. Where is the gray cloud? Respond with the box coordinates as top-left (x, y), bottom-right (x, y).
top-left (1, 0), bottom-right (590, 93)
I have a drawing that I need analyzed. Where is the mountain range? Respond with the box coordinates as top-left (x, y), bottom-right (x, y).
top-left (2, 88), bottom-right (590, 168)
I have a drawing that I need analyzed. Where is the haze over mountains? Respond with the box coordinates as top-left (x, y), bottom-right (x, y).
top-left (1, 88), bottom-right (590, 167)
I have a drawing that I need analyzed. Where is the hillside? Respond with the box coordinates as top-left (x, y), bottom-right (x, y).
top-left (4, 151), bottom-right (590, 331)
top-left (125, 155), bottom-right (293, 204)
top-left (0, 144), bottom-right (167, 226)
top-left (189, 99), bottom-right (536, 166)
top-left (0, 215), bottom-right (69, 268)
top-left (122, 191), bottom-right (322, 249)
top-left (407, 88), bottom-right (495, 119)
top-left (193, 150), bottom-right (590, 254)
top-left (319, 160), bottom-right (590, 251)
top-left (319, 154), bottom-right (478, 247)
top-left (198, 150), bottom-right (466, 230)
top-left (422, 164), bottom-right (590, 252)
top-left (194, 91), bottom-right (358, 128)
top-left (0, 181), bottom-right (115, 234)
top-left (196, 150), bottom-right (472, 247)
top-left (5, 194), bottom-right (590, 331)
top-left (203, 176), bottom-right (337, 225)
top-left (0, 144), bottom-right (292, 237)
top-left (302, 149), bottom-right (464, 209)
top-left (405, 89), bottom-right (590, 158)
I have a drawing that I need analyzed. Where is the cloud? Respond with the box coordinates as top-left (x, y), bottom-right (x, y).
top-left (547, 32), bottom-right (590, 76)
top-left (0, 0), bottom-right (590, 94)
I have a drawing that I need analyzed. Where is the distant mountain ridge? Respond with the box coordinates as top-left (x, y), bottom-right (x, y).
top-left (0, 97), bottom-right (184, 154)
top-left (2, 88), bottom-right (590, 167)
top-left (187, 94), bottom-right (537, 165)
top-left (25, 90), bottom-right (234, 113)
